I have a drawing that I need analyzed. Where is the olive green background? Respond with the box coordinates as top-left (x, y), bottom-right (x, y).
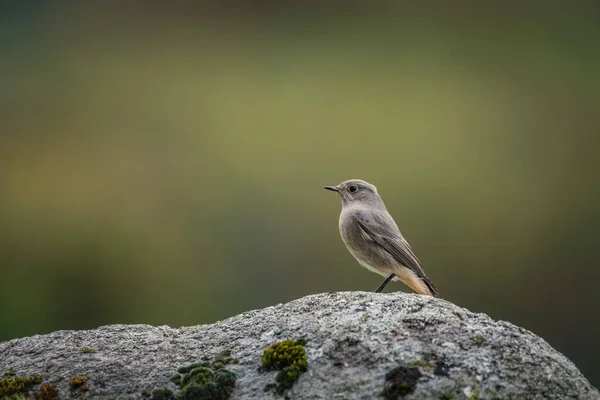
top-left (1, 2), bottom-right (599, 388)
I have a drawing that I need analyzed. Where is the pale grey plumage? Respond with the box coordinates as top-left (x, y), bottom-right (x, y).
top-left (324, 179), bottom-right (438, 296)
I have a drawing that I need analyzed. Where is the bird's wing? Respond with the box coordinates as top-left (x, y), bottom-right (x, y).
top-left (355, 211), bottom-right (438, 296)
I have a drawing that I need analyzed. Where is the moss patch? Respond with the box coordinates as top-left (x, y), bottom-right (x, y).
top-left (33, 384), bottom-right (59, 400)
top-left (68, 375), bottom-right (88, 390)
top-left (381, 365), bottom-right (422, 399)
top-left (405, 353), bottom-right (450, 377)
top-left (472, 336), bottom-right (485, 347)
top-left (159, 350), bottom-right (237, 400)
top-left (0, 370), bottom-right (43, 399)
top-left (79, 347), bottom-right (96, 354)
top-left (261, 339), bottom-right (308, 395)
top-left (0, 371), bottom-right (58, 400)
top-left (149, 387), bottom-right (176, 400)
top-left (406, 358), bottom-right (436, 372)
top-left (441, 390), bottom-right (457, 400)
top-left (468, 387), bottom-right (481, 399)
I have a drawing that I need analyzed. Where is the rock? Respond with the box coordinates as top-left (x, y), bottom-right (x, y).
top-left (0, 292), bottom-right (598, 399)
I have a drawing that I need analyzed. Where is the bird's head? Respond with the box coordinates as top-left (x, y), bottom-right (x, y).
top-left (324, 179), bottom-right (385, 208)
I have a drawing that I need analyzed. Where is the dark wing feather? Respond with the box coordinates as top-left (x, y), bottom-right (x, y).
top-left (356, 215), bottom-right (438, 296)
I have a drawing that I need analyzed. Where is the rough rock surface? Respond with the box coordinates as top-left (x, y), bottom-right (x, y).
top-left (0, 292), bottom-right (598, 399)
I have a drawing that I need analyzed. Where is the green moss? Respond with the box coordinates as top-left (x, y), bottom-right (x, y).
top-left (149, 388), bottom-right (176, 400)
top-left (0, 370), bottom-right (43, 399)
top-left (212, 350), bottom-right (237, 370)
top-left (406, 353), bottom-right (450, 376)
top-left (167, 352), bottom-right (237, 400)
top-left (170, 374), bottom-right (182, 386)
top-left (261, 339), bottom-right (308, 371)
top-left (179, 382), bottom-right (233, 400)
top-left (181, 367), bottom-right (214, 387)
top-left (5, 395), bottom-right (31, 400)
top-left (469, 387), bottom-right (481, 400)
top-left (406, 358), bottom-right (436, 372)
top-left (472, 336), bottom-right (485, 347)
top-left (213, 370), bottom-right (236, 390)
top-left (381, 366), bottom-right (422, 399)
top-left (0, 372), bottom-right (57, 400)
top-left (79, 347), bottom-right (96, 354)
top-left (261, 339), bottom-right (308, 395)
top-left (440, 390), bottom-right (457, 400)
top-left (177, 362), bottom-right (211, 375)
top-left (274, 366), bottom-right (303, 394)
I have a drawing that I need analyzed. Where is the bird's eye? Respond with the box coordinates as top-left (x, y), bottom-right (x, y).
top-left (348, 185), bottom-right (358, 193)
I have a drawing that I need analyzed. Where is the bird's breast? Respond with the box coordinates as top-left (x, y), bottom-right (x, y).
top-left (338, 208), bottom-right (395, 275)
top-left (339, 208), bottom-right (376, 254)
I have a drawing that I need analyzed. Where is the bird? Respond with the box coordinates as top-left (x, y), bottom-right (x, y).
top-left (324, 179), bottom-right (438, 296)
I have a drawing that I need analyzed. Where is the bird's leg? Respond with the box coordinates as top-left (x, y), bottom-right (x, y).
top-left (374, 273), bottom-right (395, 293)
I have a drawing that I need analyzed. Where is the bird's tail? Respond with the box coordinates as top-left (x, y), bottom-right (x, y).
top-left (422, 277), bottom-right (438, 297)
top-left (398, 273), bottom-right (438, 297)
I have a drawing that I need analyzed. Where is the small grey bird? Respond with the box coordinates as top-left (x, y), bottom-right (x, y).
top-left (324, 179), bottom-right (438, 296)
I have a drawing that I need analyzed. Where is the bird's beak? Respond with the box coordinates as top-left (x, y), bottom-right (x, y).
top-left (324, 185), bottom-right (340, 192)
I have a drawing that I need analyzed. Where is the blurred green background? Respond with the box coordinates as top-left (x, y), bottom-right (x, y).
top-left (1, 1), bottom-right (599, 387)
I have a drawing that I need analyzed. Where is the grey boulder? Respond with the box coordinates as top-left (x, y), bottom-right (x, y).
top-left (0, 292), bottom-right (598, 399)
